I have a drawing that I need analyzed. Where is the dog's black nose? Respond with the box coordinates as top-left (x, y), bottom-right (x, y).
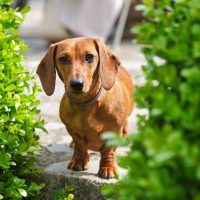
top-left (70, 79), bottom-right (84, 91)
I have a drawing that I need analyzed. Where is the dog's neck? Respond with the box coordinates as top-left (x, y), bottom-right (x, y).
top-left (68, 84), bottom-right (104, 108)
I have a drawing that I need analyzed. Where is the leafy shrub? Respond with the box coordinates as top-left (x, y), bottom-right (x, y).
top-left (0, 1), bottom-right (45, 199)
top-left (103, 0), bottom-right (200, 199)
top-left (54, 186), bottom-right (74, 200)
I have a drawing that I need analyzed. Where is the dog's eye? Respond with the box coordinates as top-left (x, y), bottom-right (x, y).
top-left (59, 56), bottom-right (70, 65)
top-left (85, 54), bottom-right (94, 63)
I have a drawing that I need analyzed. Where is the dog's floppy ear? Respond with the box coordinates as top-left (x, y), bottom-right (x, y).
top-left (36, 44), bottom-right (57, 96)
top-left (94, 39), bottom-right (120, 90)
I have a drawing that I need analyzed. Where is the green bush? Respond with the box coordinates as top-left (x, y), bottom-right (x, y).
top-left (0, 1), bottom-right (45, 199)
top-left (54, 186), bottom-right (74, 200)
top-left (103, 0), bottom-right (200, 199)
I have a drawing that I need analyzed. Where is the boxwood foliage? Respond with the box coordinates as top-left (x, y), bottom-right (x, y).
top-left (0, 1), bottom-right (45, 199)
top-left (103, 0), bottom-right (200, 200)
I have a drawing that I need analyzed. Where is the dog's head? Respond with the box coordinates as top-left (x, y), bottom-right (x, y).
top-left (37, 38), bottom-right (120, 98)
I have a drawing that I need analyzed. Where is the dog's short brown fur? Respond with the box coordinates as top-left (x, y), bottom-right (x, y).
top-left (37, 37), bottom-right (134, 179)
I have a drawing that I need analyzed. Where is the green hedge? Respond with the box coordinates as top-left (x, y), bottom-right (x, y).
top-left (103, 0), bottom-right (200, 199)
top-left (0, 1), bottom-right (45, 199)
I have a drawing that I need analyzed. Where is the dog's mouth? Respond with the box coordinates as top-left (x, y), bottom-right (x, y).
top-left (71, 90), bottom-right (83, 95)
top-left (65, 87), bottom-right (84, 96)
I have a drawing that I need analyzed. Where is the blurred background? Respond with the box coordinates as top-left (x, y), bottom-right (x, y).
top-left (10, 0), bottom-right (147, 149)
top-left (14, 0), bottom-right (143, 43)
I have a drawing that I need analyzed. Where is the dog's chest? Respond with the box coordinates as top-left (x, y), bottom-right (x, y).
top-left (60, 105), bottom-right (106, 150)
top-left (61, 105), bottom-right (104, 134)
top-left (61, 103), bottom-right (123, 130)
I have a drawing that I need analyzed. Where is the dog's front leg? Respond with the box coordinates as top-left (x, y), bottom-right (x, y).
top-left (68, 142), bottom-right (89, 171)
top-left (98, 147), bottom-right (118, 179)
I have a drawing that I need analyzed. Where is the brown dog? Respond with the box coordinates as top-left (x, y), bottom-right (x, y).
top-left (37, 37), bottom-right (134, 179)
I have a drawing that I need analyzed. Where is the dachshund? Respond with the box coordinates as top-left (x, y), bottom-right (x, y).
top-left (37, 37), bottom-right (134, 179)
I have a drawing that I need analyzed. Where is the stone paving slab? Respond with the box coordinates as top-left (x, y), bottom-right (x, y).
top-left (41, 172), bottom-right (107, 200)
top-left (37, 145), bottom-right (128, 200)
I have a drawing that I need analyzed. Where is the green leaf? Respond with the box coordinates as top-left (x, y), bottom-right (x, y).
top-left (20, 6), bottom-right (31, 14)
top-left (154, 151), bottom-right (174, 163)
top-left (5, 84), bottom-right (16, 91)
top-left (14, 12), bottom-right (23, 19)
top-left (27, 145), bottom-right (41, 153)
top-left (0, 153), bottom-right (11, 169)
top-left (18, 189), bottom-right (27, 197)
top-left (67, 193), bottom-right (74, 200)
top-left (135, 4), bottom-right (146, 11)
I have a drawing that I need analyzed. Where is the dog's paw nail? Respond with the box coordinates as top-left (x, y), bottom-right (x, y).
top-left (68, 160), bottom-right (88, 171)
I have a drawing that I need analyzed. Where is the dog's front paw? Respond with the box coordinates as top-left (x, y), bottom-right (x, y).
top-left (98, 166), bottom-right (118, 179)
top-left (68, 159), bottom-right (88, 171)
